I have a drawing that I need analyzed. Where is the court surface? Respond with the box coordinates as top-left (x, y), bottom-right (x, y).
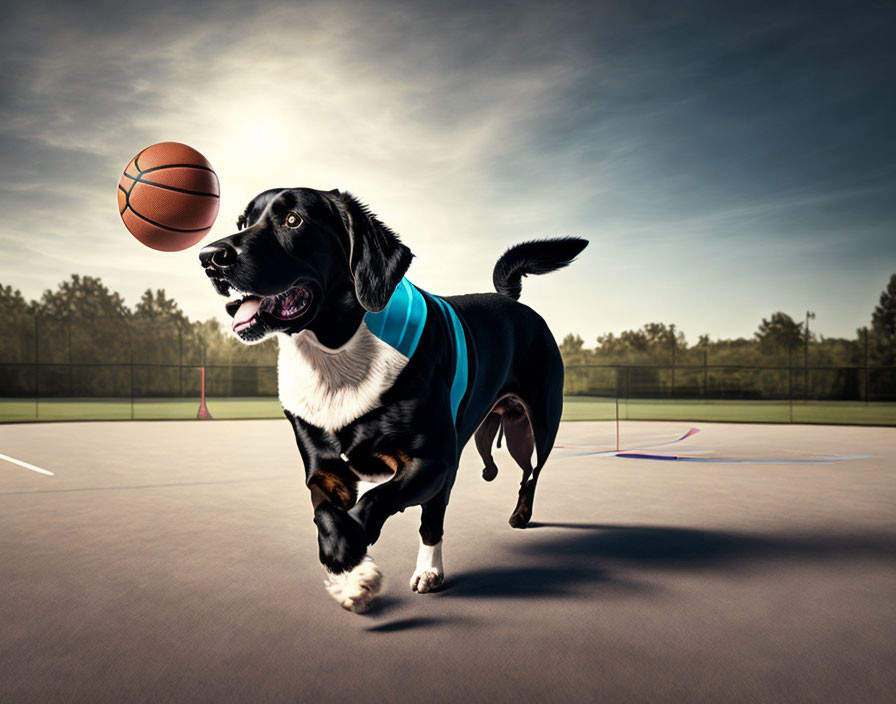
top-left (1, 420), bottom-right (894, 703)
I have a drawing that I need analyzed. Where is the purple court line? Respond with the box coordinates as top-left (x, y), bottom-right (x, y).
top-left (554, 427), bottom-right (872, 464)
top-left (554, 427), bottom-right (701, 457)
top-left (614, 452), bottom-right (873, 464)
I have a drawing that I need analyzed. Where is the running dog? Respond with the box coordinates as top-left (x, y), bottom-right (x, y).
top-left (199, 187), bottom-right (587, 612)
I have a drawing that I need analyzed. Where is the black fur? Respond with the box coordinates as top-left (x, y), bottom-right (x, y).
top-left (200, 187), bottom-right (587, 579)
top-left (333, 193), bottom-right (414, 312)
top-left (493, 237), bottom-right (588, 301)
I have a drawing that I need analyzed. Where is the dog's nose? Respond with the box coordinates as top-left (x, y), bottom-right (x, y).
top-left (199, 243), bottom-right (237, 269)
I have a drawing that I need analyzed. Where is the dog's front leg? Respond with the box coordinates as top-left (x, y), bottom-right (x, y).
top-left (307, 466), bottom-right (382, 613)
top-left (307, 466), bottom-right (368, 574)
top-left (348, 458), bottom-right (452, 595)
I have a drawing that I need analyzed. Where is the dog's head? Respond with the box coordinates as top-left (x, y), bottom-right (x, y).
top-left (199, 187), bottom-right (413, 344)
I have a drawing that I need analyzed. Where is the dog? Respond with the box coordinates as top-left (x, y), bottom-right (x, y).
top-left (199, 187), bottom-right (587, 612)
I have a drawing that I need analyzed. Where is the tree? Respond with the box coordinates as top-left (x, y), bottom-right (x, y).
top-left (868, 274), bottom-right (896, 363)
top-left (559, 333), bottom-right (584, 356)
top-left (872, 274), bottom-right (896, 339)
top-left (0, 284), bottom-right (36, 362)
top-left (755, 312), bottom-right (803, 354)
top-left (131, 289), bottom-right (191, 365)
top-left (0, 283), bottom-right (29, 310)
top-left (133, 288), bottom-right (188, 323)
top-left (37, 275), bottom-right (129, 319)
top-left (595, 322), bottom-right (686, 361)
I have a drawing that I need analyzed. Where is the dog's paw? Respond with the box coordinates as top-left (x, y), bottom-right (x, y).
top-left (508, 505), bottom-right (532, 529)
top-left (410, 568), bottom-right (443, 594)
top-left (481, 463), bottom-right (498, 481)
top-left (314, 504), bottom-right (368, 574)
top-left (326, 556), bottom-right (383, 614)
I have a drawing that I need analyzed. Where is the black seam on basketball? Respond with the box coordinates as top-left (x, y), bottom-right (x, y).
top-left (126, 174), bottom-right (139, 201)
top-left (134, 147), bottom-right (149, 172)
top-left (138, 163), bottom-right (216, 176)
top-left (120, 172), bottom-right (219, 198)
top-left (118, 184), bottom-right (129, 214)
top-left (125, 204), bottom-right (211, 233)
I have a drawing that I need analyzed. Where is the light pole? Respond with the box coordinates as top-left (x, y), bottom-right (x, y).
top-left (804, 310), bottom-right (815, 401)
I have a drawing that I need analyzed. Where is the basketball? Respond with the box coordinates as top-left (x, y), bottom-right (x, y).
top-left (117, 142), bottom-right (220, 252)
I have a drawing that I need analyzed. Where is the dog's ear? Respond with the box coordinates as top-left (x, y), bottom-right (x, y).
top-left (333, 192), bottom-right (413, 312)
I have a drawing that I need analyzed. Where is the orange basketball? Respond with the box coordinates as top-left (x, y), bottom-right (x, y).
top-left (118, 142), bottom-right (220, 252)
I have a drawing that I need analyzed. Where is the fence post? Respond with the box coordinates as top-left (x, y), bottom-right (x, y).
top-left (671, 334), bottom-right (676, 397)
top-left (34, 315), bottom-right (39, 419)
top-left (615, 366), bottom-right (620, 451)
top-left (178, 325), bottom-right (184, 397)
top-left (68, 320), bottom-right (73, 397)
top-left (788, 347), bottom-right (793, 423)
top-left (804, 310), bottom-right (815, 402)
top-left (126, 318), bottom-right (134, 420)
top-left (863, 327), bottom-right (869, 405)
top-left (703, 349), bottom-right (708, 398)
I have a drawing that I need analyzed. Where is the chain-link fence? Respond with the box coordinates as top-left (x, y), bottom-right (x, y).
top-left (1, 317), bottom-right (895, 424)
top-left (564, 363), bottom-right (896, 402)
top-left (0, 315), bottom-right (281, 421)
top-left (1, 360), bottom-right (895, 424)
top-left (562, 363), bottom-right (896, 425)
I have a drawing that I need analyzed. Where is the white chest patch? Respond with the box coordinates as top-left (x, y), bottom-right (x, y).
top-left (277, 322), bottom-right (408, 433)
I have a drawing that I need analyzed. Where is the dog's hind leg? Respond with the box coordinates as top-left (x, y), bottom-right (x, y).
top-left (504, 391), bottom-right (562, 529)
top-left (474, 412), bottom-right (502, 481)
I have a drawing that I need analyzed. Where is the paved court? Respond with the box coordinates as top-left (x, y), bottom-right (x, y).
top-left (1, 420), bottom-right (894, 703)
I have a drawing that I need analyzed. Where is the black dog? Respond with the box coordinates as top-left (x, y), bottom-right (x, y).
top-left (200, 187), bottom-right (586, 612)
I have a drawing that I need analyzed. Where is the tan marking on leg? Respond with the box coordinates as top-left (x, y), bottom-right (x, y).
top-left (309, 471), bottom-right (356, 510)
top-left (373, 449), bottom-right (412, 474)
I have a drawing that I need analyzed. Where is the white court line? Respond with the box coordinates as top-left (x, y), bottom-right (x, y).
top-left (0, 453), bottom-right (54, 476)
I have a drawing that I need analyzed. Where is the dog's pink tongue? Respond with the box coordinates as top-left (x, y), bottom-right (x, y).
top-left (233, 298), bottom-right (261, 328)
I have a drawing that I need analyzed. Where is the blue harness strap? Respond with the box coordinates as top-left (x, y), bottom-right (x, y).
top-left (364, 278), bottom-right (469, 425)
top-left (431, 296), bottom-right (469, 424)
top-left (363, 278), bottom-right (428, 359)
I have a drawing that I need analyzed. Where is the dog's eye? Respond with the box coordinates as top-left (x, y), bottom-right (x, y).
top-left (285, 211), bottom-right (303, 229)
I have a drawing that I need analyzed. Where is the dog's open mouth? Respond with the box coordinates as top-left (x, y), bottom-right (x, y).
top-left (225, 285), bottom-right (313, 333)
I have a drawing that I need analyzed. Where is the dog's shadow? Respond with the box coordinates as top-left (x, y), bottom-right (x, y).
top-left (441, 522), bottom-right (896, 599)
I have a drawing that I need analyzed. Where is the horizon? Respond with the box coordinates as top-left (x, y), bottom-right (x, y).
top-left (2, 0), bottom-right (894, 343)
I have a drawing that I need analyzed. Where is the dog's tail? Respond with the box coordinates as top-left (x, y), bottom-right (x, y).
top-left (492, 237), bottom-right (588, 300)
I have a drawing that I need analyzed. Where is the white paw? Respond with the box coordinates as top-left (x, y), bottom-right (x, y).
top-left (324, 556), bottom-right (383, 614)
top-left (410, 568), bottom-right (443, 593)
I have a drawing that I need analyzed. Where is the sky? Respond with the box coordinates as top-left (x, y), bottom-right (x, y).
top-left (1, 0), bottom-right (894, 344)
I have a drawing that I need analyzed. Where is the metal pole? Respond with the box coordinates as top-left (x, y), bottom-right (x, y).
top-left (615, 366), bottom-right (620, 451)
top-left (671, 335), bottom-right (676, 397)
top-left (34, 315), bottom-right (39, 419)
top-left (804, 311), bottom-right (815, 402)
top-left (703, 349), bottom-right (708, 398)
top-left (788, 346), bottom-right (793, 423)
top-left (864, 326), bottom-right (869, 405)
top-left (68, 320), bottom-right (73, 397)
top-left (127, 319), bottom-right (134, 420)
top-left (196, 340), bottom-right (213, 420)
top-left (178, 325), bottom-right (184, 397)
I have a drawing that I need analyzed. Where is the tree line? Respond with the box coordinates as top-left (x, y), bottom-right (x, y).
top-left (0, 275), bottom-right (278, 398)
top-left (1, 273), bottom-right (895, 400)
top-left (0, 275), bottom-right (277, 368)
top-left (559, 274), bottom-right (896, 369)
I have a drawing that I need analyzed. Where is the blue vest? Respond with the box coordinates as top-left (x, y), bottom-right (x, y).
top-left (363, 278), bottom-right (469, 424)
